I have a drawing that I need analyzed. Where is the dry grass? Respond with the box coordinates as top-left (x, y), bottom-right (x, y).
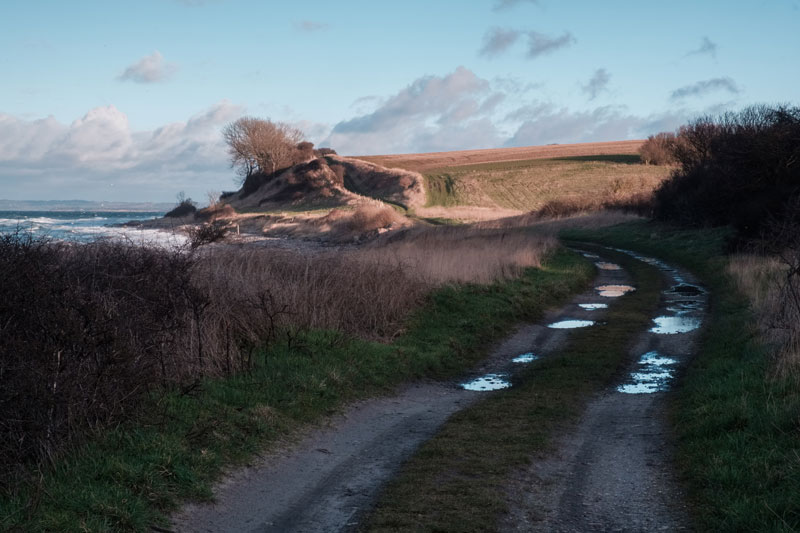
top-left (727, 254), bottom-right (800, 377)
top-left (194, 244), bottom-right (426, 342)
top-left (414, 205), bottom-right (524, 222)
top-left (479, 210), bottom-right (643, 232)
top-left (356, 140), bottom-right (646, 172)
top-left (421, 157), bottom-right (669, 212)
top-left (359, 224), bottom-right (557, 285)
top-left (328, 155), bottom-right (426, 208)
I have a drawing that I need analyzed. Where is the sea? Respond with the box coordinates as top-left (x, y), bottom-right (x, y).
top-left (0, 211), bottom-right (189, 246)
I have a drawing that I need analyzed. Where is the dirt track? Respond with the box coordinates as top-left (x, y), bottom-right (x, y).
top-left (172, 248), bottom-right (702, 532)
top-left (503, 250), bottom-right (705, 532)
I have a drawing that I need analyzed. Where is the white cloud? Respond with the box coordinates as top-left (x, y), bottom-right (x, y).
top-left (117, 51), bottom-right (177, 83)
top-left (0, 100), bottom-right (244, 201)
top-left (670, 77), bottom-right (739, 100)
top-left (324, 67), bottom-right (503, 154)
top-left (504, 104), bottom-right (689, 146)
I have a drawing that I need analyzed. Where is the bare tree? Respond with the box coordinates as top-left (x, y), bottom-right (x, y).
top-left (222, 117), bottom-right (304, 182)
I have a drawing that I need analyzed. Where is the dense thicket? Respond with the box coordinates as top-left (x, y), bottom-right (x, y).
top-left (653, 105), bottom-right (800, 242)
top-left (0, 234), bottom-right (425, 477)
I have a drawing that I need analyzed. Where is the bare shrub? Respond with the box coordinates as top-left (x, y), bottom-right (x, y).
top-left (654, 104), bottom-right (800, 240)
top-left (187, 222), bottom-right (228, 248)
top-left (222, 117), bottom-right (305, 185)
top-left (0, 235), bottom-right (203, 470)
top-left (639, 132), bottom-right (678, 165)
top-left (0, 234), bottom-right (430, 473)
top-left (296, 141), bottom-right (315, 163)
top-left (727, 198), bottom-right (800, 378)
top-left (165, 198), bottom-right (197, 218)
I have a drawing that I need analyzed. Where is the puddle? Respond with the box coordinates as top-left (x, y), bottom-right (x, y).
top-left (512, 352), bottom-right (538, 363)
top-left (581, 252), bottom-right (600, 259)
top-left (617, 351), bottom-right (678, 394)
top-left (595, 284), bottom-right (636, 297)
top-left (650, 315), bottom-right (701, 334)
top-left (670, 284), bottom-right (704, 296)
top-left (578, 303), bottom-right (608, 311)
top-left (461, 373), bottom-right (511, 391)
top-left (594, 262), bottom-right (622, 270)
top-left (548, 319), bottom-right (595, 329)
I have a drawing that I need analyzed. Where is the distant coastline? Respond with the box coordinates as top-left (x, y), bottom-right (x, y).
top-left (0, 199), bottom-right (174, 212)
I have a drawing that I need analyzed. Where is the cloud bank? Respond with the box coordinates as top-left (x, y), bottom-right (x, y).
top-left (0, 101), bottom-right (242, 201)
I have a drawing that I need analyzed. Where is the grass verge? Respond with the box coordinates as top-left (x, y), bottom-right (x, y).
top-left (0, 248), bottom-right (592, 532)
top-left (360, 246), bottom-right (663, 532)
top-left (562, 221), bottom-right (800, 531)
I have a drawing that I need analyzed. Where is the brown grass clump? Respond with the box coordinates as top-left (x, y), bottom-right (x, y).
top-left (193, 246), bottom-right (426, 341)
top-left (359, 225), bottom-right (557, 285)
top-left (341, 204), bottom-right (408, 234)
top-left (727, 254), bottom-right (800, 378)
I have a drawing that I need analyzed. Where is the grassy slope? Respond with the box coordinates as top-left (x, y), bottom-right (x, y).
top-left (1, 249), bottom-right (592, 532)
top-left (563, 221), bottom-right (800, 532)
top-left (361, 246), bottom-right (663, 531)
top-left (422, 156), bottom-right (670, 210)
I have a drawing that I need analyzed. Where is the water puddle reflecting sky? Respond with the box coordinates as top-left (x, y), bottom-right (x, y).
top-left (512, 352), bottom-right (538, 363)
top-left (617, 351), bottom-right (678, 394)
top-left (650, 315), bottom-right (702, 334)
top-left (596, 285), bottom-right (636, 297)
top-left (461, 373), bottom-right (511, 391)
top-left (548, 319), bottom-right (595, 329)
top-left (579, 303), bottom-right (608, 311)
top-left (595, 262), bottom-right (622, 270)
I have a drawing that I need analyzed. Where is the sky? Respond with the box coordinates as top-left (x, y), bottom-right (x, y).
top-left (1, 0), bottom-right (798, 203)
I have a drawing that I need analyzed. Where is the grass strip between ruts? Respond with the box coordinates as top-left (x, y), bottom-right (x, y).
top-left (563, 221), bottom-right (800, 532)
top-left (1, 248), bottom-right (592, 532)
top-left (360, 245), bottom-right (663, 532)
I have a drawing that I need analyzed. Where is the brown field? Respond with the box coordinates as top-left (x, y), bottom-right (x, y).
top-left (356, 140), bottom-right (645, 172)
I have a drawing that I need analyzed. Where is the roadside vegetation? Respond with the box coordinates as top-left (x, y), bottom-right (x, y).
top-left (0, 226), bottom-right (587, 531)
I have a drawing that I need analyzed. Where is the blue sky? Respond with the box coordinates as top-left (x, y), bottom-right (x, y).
top-left (1, 0), bottom-right (798, 202)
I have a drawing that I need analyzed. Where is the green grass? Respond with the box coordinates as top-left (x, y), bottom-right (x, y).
top-left (562, 221), bottom-right (800, 532)
top-left (421, 157), bottom-right (669, 211)
top-left (1, 249), bottom-right (593, 532)
top-left (423, 173), bottom-right (461, 207)
top-left (361, 246), bottom-right (664, 532)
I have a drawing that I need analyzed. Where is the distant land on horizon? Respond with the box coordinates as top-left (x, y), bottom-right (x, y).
top-left (0, 199), bottom-right (174, 212)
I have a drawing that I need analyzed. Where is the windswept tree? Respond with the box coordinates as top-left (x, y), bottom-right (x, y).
top-left (222, 117), bottom-right (304, 182)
